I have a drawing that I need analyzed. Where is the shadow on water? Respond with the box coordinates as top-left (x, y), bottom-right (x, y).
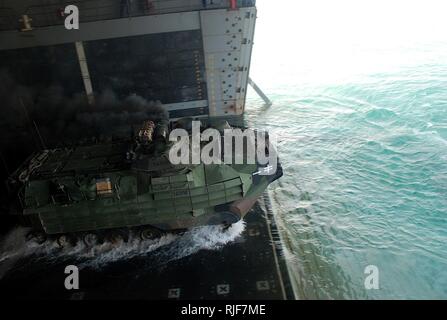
top-left (271, 183), bottom-right (362, 299)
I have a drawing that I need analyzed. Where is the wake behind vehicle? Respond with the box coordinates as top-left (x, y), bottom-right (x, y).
top-left (7, 118), bottom-right (282, 246)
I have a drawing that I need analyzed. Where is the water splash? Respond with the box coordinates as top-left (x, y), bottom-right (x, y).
top-left (0, 221), bottom-right (245, 275)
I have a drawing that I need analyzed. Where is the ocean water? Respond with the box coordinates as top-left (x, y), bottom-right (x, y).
top-left (246, 1), bottom-right (447, 298)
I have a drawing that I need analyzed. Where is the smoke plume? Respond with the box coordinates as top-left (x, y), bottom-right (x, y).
top-left (0, 69), bottom-right (168, 174)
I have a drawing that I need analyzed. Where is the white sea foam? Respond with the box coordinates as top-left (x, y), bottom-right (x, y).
top-left (0, 221), bottom-right (245, 275)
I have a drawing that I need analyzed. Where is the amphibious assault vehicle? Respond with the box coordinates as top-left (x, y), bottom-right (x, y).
top-left (7, 119), bottom-right (282, 246)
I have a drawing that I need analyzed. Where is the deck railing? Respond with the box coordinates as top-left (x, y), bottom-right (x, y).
top-left (0, 0), bottom-right (256, 31)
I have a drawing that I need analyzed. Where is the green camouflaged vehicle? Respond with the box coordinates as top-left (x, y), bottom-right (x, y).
top-left (7, 119), bottom-right (282, 246)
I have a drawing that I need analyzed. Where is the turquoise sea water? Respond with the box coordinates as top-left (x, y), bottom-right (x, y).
top-left (246, 11), bottom-right (447, 297)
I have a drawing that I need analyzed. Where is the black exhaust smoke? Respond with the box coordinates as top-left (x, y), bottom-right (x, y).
top-left (0, 69), bottom-right (168, 176)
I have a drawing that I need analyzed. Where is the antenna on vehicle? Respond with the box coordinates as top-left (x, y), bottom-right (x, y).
top-left (0, 150), bottom-right (10, 176)
top-left (18, 97), bottom-right (47, 150)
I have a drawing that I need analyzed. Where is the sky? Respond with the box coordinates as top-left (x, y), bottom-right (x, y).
top-left (250, 0), bottom-right (447, 86)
